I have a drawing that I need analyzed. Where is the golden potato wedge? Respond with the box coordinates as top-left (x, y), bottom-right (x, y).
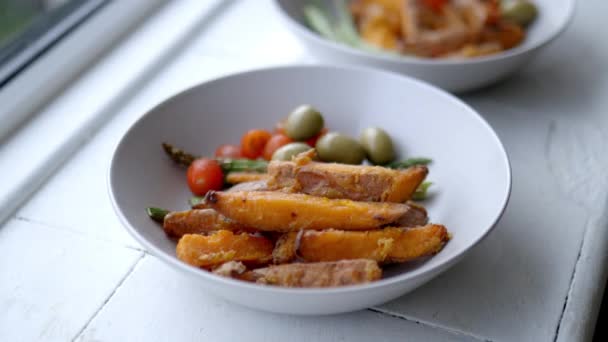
top-left (163, 209), bottom-right (248, 237)
top-left (176, 231), bottom-right (273, 268)
top-left (267, 160), bottom-right (428, 202)
top-left (240, 259), bottom-right (382, 287)
top-left (272, 207), bottom-right (428, 264)
top-left (361, 19), bottom-right (400, 50)
top-left (274, 225), bottom-right (448, 264)
top-left (205, 191), bottom-right (413, 232)
top-left (395, 201), bottom-right (428, 227)
top-left (226, 172), bottom-right (269, 184)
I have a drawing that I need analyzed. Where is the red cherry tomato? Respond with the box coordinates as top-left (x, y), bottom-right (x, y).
top-left (423, 0), bottom-right (447, 12)
top-left (485, 0), bottom-right (501, 25)
top-left (306, 128), bottom-right (329, 147)
top-left (215, 144), bottom-right (242, 158)
top-left (241, 129), bottom-right (272, 159)
top-left (263, 134), bottom-right (293, 160)
top-left (186, 158), bottom-right (224, 196)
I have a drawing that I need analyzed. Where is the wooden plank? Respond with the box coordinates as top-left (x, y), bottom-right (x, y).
top-left (76, 256), bottom-right (472, 342)
top-left (0, 219), bottom-right (142, 342)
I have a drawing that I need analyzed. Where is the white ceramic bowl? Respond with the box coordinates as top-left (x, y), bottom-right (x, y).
top-left (275, 0), bottom-right (576, 92)
top-left (109, 65), bottom-right (511, 315)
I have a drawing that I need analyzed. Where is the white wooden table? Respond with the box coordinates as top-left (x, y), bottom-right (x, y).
top-left (1, 1), bottom-right (607, 341)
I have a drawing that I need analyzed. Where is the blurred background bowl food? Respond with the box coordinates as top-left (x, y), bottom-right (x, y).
top-left (275, 0), bottom-right (576, 93)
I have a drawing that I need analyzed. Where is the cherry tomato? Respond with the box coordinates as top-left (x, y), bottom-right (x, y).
top-left (423, 0), bottom-right (447, 12)
top-left (215, 144), bottom-right (242, 158)
top-left (186, 158), bottom-right (224, 196)
top-left (263, 134), bottom-right (293, 160)
top-left (485, 0), bottom-right (501, 25)
top-left (241, 129), bottom-right (272, 159)
top-left (306, 128), bottom-right (329, 147)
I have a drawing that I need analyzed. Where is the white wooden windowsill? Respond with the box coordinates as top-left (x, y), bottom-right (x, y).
top-left (1, 1), bottom-right (607, 341)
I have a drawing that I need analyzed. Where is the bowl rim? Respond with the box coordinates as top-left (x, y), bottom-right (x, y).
top-left (273, 0), bottom-right (577, 66)
top-left (108, 64), bottom-right (512, 295)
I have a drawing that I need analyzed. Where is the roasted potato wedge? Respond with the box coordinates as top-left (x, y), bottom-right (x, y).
top-left (163, 209), bottom-right (248, 237)
top-left (395, 201), bottom-right (428, 227)
top-left (240, 259), bottom-right (382, 287)
top-left (272, 208), bottom-right (428, 264)
top-left (176, 231), bottom-right (273, 268)
top-left (273, 225), bottom-right (448, 264)
top-left (205, 191), bottom-right (414, 232)
top-left (267, 160), bottom-right (427, 202)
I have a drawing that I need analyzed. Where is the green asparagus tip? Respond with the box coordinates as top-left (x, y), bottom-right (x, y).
top-left (412, 182), bottom-right (433, 201)
top-left (146, 207), bottom-right (170, 223)
top-left (162, 142), bottom-right (197, 167)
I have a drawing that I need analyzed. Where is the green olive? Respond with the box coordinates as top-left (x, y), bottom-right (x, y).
top-left (359, 127), bottom-right (396, 165)
top-left (285, 105), bottom-right (324, 141)
top-left (315, 132), bottom-right (366, 164)
top-left (271, 142), bottom-right (313, 161)
top-left (501, 0), bottom-right (538, 27)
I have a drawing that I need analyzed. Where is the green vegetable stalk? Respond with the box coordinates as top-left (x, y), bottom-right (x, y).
top-left (217, 159), bottom-right (268, 173)
top-left (162, 143), bottom-right (268, 173)
top-left (303, 1), bottom-right (397, 55)
top-left (162, 143), bottom-right (196, 167)
top-left (385, 158), bottom-right (432, 169)
top-left (303, 5), bottom-right (336, 40)
top-left (146, 207), bottom-right (170, 223)
top-left (413, 182), bottom-right (432, 201)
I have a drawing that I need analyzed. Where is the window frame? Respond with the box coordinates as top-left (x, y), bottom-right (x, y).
top-left (0, 0), bottom-right (108, 87)
top-left (0, 0), bottom-right (166, 142)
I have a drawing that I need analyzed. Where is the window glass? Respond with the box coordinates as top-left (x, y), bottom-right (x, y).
top-left (0, 0), bottom-right (107, 87)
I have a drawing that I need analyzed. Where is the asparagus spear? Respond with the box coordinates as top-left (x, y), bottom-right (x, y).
top-left (218, 159), bottom-right (268, 173)
top-left (303, 1), bottom-right (399, 56)
top-left (146, 207), bottom-right (170, 223)
top-left (333, 0), bottom-right (364, 47)
top-left (162, 143), bottom-right (268, 172)
top-left (162, 143), bottom-right (196, 167)
top-left (386, 158), bottom-right (432, 170)
top-left (413, 182), bottom-right (433, 201)
top-left (303, 5), bottom-right (337, 41)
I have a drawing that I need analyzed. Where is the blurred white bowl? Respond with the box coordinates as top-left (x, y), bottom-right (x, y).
top-left (109, 65), bottom-right (511, 314)
top-left (275, 0), bottom-right (576, 92)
